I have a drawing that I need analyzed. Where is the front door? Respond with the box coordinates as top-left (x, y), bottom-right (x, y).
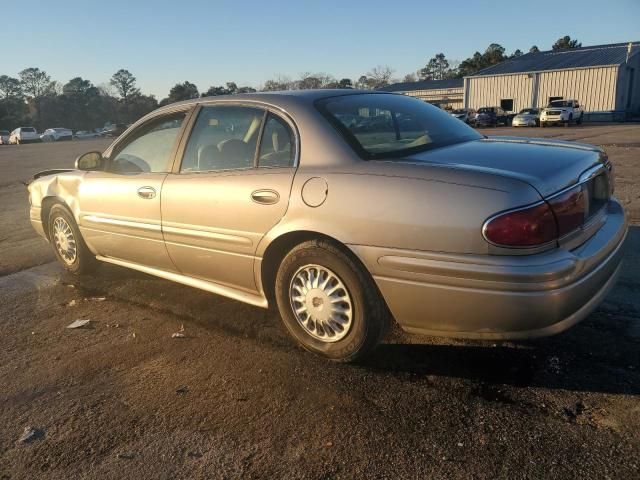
top-left (78, 109), bottom-right (190, 271)
top-left (161, 105), bottom-right (297, 292)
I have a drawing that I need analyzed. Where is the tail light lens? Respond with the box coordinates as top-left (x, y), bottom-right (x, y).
top-left (547, 185), bottom-right (585, 236)
top-left (483, 203), bottom-right (558, 247)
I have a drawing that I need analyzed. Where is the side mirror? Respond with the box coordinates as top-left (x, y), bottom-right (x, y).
top-left (75, 151), bottom-right (104, 171)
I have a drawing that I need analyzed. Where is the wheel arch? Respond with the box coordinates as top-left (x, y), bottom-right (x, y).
top-left (258, 229), bottom-right (373, 307)
top-left (40, 196), bottom-right (72, 240)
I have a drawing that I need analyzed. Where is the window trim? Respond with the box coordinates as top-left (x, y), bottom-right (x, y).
top-left (103, 105), bottom-right (195, 174)
top-left (171, 101), bottom-right (300, 174)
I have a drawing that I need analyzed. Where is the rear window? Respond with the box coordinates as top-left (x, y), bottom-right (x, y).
top-left (0, 130), bottom-right (9, 135)
top-left (519, 109), bottom-right (538, 114)
top-left (316, 94), bottom-right (481, 159)
top-left (21, 127), bottom-right (36, 133)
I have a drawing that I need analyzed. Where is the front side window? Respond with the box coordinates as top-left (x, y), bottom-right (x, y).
top-left (317, 93), bottom-right (481, 159)
top-left (257, 114), bottom-right (295, 168)
top-left (110, 112), bottom-right (186, 174)
top-left (181, 106), bottom-right (264, 172)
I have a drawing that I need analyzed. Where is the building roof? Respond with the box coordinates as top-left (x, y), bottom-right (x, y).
top-left (379, 78), bottom-right (464, 92)
top-left (471, 41), bottom-right (640, 77)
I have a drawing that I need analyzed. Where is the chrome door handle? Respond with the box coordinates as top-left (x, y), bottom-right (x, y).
top-left (251, 189), bottom-right (279, 205)
top-left (137, 186), bottom-right (156, 199)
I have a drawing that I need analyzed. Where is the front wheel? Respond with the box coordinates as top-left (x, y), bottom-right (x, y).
top-left (275, 239), bottom-right (387, 362)
top-left (48, 204), bottom-right (98, 274)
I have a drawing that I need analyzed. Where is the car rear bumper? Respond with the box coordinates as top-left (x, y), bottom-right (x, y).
top-left (349, 199), bottom-right (627, 340)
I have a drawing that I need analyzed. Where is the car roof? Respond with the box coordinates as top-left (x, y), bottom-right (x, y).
top-left (162, 88), bottom-right (387, 110)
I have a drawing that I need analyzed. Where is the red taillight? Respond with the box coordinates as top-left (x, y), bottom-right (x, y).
top-left (483, 203), bottom-right (558, 247)
top-left (547, 186), bottom-right (585, 237)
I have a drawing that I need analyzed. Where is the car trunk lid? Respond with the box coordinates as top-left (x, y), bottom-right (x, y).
top-left (402, 136), bottom-right (609, 199)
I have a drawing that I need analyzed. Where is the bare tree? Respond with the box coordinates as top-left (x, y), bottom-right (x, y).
top-left (403, 73), bottom-right (418, 83)
top-left (261, 75), bottom-right (294, 91)
top-left (365, 65), bottom-right (395, 88)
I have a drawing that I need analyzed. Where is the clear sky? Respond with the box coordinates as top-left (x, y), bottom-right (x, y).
top-left (2, 0), bottom-right (638, 99)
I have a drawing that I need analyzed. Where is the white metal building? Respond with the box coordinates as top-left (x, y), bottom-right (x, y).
top-left (379, 79), bottom-right (464, 110)
top-left (464, 42), bottom-right (640, 118)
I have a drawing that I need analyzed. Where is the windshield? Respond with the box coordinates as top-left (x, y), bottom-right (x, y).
top-left (452, 109), bottom-right (467, 114)
top-left (316, 94), bottom-right (481, 159)
top-left (21, 127), bottom-right (36, 133)
top-left (548, 100), bottom-right (570, 107)
top-left (477, 107), bottom-right (494, 114)
top-left (519, 108), bottom-right (538, 114)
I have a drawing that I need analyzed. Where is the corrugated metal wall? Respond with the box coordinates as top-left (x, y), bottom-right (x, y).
top-left (465, 66), bottom-right (620, 112)
top-left (403, 88), bottom-right (464, 109)
top-left (537, 67), bottom-right (618, 112)
top-left (466, 74), bottom-right (533, 112)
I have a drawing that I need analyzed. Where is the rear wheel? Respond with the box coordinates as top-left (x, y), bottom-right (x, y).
top-left (48, 204), bottom-right (98, 274)
top-left (275, 239), bottom-right (387, 362)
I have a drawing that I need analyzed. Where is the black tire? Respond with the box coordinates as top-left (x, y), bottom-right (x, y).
top-left (48, 204), bottom-right (98, 274)
top-left (275, 239), bottom-right (387, 362)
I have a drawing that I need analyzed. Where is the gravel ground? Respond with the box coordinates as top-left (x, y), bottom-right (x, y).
top-left (0, 126), bottom-right (638, 479)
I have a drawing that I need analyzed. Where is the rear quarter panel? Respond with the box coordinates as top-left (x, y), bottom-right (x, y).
top-left (258, 161), bottom-right (542, 256)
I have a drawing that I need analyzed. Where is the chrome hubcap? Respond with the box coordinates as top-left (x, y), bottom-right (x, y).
top-left (289, 264), bottom-right (353, 342)
top-left (52, 217), bottom-right (77, 265)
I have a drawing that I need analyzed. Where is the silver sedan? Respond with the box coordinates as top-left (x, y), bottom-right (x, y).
top-left (27, 90), bottom-right (627, 361)
top-left (512, 108), bottom-right (541, 127)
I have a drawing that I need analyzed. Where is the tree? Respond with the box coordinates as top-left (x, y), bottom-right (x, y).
top-left (457, 44), bottom-right (507, 77)
top-left (162, 81), bottom-right (199, 105)
top-left (355, 75), bottom-right (369, 89)
top-left (510, 49), bottom-right (524, 58)
top-left (403, 73), bottom-right (418, 83)
top-left (337, 78), bottom-right (353, 88)
top-left (110, 69), bottom-right (140, 101)
top-left (0, 75), bottom-right (23, 99)
top-left (19, 68), bottom-right (53, 98)
top-left (419, 53), bottom-right (450, 80)
top-left (364, 65), bottom-right (395, 89)
top-left (63, 77), bottom-right (98, 97)
top-left (529, 45), bottom-right (540, 53)
top-left (552, 36), bottom-right (581, 51)
top-left (261, 75), bottom-right (293, 91)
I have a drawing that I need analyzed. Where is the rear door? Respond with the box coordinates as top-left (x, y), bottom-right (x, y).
top-left (77, 107), bottom-right (192, 270)
top-left (160, 104), bottom-right (297, 292)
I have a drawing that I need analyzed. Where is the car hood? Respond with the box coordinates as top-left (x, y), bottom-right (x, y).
top-left (402, 136), bottom-right (605, 198)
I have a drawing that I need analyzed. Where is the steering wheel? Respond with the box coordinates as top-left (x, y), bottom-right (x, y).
top-left (112, 153), bottom-right (151, 173)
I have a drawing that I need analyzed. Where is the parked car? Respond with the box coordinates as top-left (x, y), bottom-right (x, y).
top-left (9, 127), bottom-right (40, 144)
top-left (41, 128), bottom-right (73, 142)
top-left (27, 90), bottom-right (626, 361)
top-left (101, 123), bottom-right (128, 137)
top-left (512, 108), bottom-right (540, 127)
top-left (474, 107), bottom-right (509, 127)
top-left (540, 99), bottom-right (584, 127)
top-left (0, 130), bottom-right (10, 145)
top-left (450, 108), bottom-right (475, 124)
top-left (74, 130), bottom-right (102, 140)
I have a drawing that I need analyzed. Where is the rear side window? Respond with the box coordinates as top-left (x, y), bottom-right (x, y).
top-left (257, 114), bottom-right (295, 168)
